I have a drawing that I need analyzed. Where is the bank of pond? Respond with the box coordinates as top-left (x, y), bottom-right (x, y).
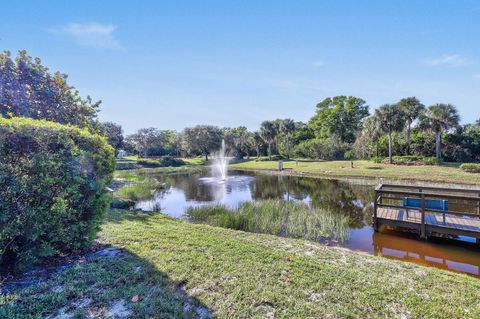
top-left (113, 169), bottom-right (480, 278)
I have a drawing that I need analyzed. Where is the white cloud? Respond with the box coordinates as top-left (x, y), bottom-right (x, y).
top-left (48, 22), bottom-right (120, 49)
top-left (424, 54), bottom-right (471, 66)
top-left (474, 74), bottom-right (480, 79)
top-left (312, 60), bottom-right (325, 67)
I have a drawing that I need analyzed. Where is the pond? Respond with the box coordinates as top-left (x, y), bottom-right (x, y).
top-left (119, 169), bottom-right (480, 278)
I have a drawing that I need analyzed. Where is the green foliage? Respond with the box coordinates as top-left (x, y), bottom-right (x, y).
top-left (0, 51), bottom-right (100, 129)
top-left (254, 154), bottom-right (284, 161)
top-left (422, 157), bottom-right (443, 166)
top-left (460, 163), bottom-right (480, 173)
top-left (137, 156), bottom-right (185, 168)
top-left (371, 156), bottom-right (385, 163)
top-left (186, 199), bottom-right (349, 242)
top-left (125, 128), bottom-right (177, 157)
top-left (115, 160), bottom-right (137, 170)
top-left (97, 121), bottom-right (124, 150)
top-left (308, 96), bottom-right (369, 143)
top-left (0, 117), bottom-right (115, 271)
top-left (181, 125), bottom-right (222, 160)
top-left (293, 137), bottom-right (349, 160)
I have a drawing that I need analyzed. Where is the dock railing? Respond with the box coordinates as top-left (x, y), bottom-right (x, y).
top-left (374, 184), bottom-right (480, 239)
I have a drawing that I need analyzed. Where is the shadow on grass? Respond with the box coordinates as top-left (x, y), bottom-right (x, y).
top-left (1, 244), bottom-right (213, 318)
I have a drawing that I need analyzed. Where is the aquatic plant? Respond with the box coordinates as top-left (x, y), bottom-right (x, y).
top-left (186, 199), bottom-right (349, 243)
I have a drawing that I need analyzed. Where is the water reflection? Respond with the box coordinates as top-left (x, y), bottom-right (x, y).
top-left (130, 170), bottom-right (480, 278)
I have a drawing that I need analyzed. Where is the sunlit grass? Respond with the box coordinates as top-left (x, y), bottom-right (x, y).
top-left (4, 209), bottom-right (480, 318)
top-left (230, 159), bottom-right (480, 184)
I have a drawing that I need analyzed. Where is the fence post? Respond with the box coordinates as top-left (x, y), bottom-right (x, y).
top-left (420, 193), bottom-right (426, 239)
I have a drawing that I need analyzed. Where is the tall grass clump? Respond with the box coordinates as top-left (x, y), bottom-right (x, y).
top-left (186, 199), bottom-right (349, 243)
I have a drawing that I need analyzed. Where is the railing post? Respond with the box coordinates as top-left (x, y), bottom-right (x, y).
top-left (420, 193), bottom-right (426, 239)
top-left (373, 190), bottom-right (379, 232)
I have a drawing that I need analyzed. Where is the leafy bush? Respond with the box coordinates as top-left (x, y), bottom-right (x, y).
top-left (423, 157), bottom-right (443, 166)
top-left (115, 160), bottom-right (137, 170)
top-left (137, 158), bottom-right (162, 167)
top-left (460, 163), bottom-right (480, 173)
top-left (159, 155), bottom-right (185, 167)
top-left (293, 137), bottom-right (349, 160)
top-left (255, 155), bottom-right (284, 161)
top-left (137, 156), bottom-right (185, 168)
top-left (0, 117), bottom-right (115, 271)
top-left (371, 156), bottom-right (384, 163)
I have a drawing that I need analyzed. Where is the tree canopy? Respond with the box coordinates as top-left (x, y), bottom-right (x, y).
top-left (0, 51), bottom-right (100, 129)
top-left (308, 96), bottom-right (369, 143)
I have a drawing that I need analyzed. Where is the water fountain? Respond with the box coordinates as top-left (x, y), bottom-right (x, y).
top-left (212, 139), bottom-right (229, 181)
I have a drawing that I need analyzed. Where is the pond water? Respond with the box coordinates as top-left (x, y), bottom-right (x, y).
top-left (128, 170), bottom-right (480, 278)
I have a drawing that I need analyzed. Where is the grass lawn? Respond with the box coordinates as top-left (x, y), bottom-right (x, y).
top-left (3, 209), bottom-right (480, 318)
top-left (230, 159), bottom-right (480, 184)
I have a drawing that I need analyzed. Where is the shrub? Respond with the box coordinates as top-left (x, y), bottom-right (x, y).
top-left (115, 160), bottom-right (137, 170)
top-left (255, 155), bottom-right (284, 161)
top-left (136, 156), bottom-right (185, 168)
top-left (158, 155), bottom-right (185, 167)
top-left (137, 158), bottom-right (162, 167)
top-left (460, 163), bottom-right (480, 173)
top-left (371, 156), bottom-right (384, 163)
top-left (423, 157), bottom-right (443, 166)
top-left (0, 117), bottom-right (115, 271)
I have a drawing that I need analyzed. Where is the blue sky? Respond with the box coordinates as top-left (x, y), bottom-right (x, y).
top-left (1, 1), bottom-right (479, 133)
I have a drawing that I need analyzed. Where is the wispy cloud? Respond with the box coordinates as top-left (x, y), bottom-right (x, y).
top-left (424, 54), bottom-right (471, 66)
top-left (48, 22), bottom-right (120, 49)
top-left (474, 74), bottom-right (480, 79)
top-left (312, 60), bottom-right (325, 67)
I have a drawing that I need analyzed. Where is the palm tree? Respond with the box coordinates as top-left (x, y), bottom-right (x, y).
top-left (422, 104), bottom-right (460, 159)
top-left (375, 104), bottom-right (405, 164)
top-left (278, 118), bottom-right (296, 159)
top-left (260, 121), bottom-right (276, 160)
top-left (362, 115), bottom-right (383, 158)
top-left (252, 131), bottom-right (263, 158)
top-left (398, 97), bottom-right (425, 155)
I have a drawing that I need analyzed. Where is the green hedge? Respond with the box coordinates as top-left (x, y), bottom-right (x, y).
top-left (376, 156), bottom-right (442, 166)
top-left (460, 163), bottom-right (480, 173)
top-left (0, 117), bottom-right (115, 271)
top-left (137, 156), bottom-right (185, 168)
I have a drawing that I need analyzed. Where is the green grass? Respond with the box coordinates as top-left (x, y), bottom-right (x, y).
top-left (186, 200), bottom-right (349, 243)
top-left (3, 209), bottom-right (480, 318)
top-left (231, 159), bottom-right (480, 184)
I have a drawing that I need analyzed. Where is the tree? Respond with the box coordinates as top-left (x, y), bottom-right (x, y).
top-left (125, 127), bottom-right (160, 157)
top-left (260, 121), bottom-right (277, 159)
top-left (182, 125), bottom-right (222, 161)
top-left (98, 122), bottom-right (124, 150)
top-left (252, 131), bottom-right (264, 158)
top-left (375, 104), bottom-right (405, 164)
top-left (421, 104), bottom-right (460, 159)
top-left (277, 118), bottom-right (296, 159)
top-left (0, 51), bottom-right (100, 129)
top-left (398, 97), bottom-right (425, 155)
top-left (356, 115), bottom-right (382, 158)
top-left (223, 126), bottom-right (250, 159)
top-left (308, 96), bottom-right (369, 143)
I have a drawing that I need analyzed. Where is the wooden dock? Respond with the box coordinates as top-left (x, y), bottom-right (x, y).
top-left (373, 184), bottom-right (480, 241)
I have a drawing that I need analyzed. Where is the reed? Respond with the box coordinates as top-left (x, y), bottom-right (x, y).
top-left (186, 199), bottom-right (349, 243)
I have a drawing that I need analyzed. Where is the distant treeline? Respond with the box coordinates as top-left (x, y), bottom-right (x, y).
top-left (1, 51), bottom-right (479, 163)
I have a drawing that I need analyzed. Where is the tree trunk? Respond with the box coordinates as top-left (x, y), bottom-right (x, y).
top-left (376, 141), bottom-right (379, 158)
top-left (205, 153), bottom-right (208, 161)
top-left (268, 143), bottom-right (272, 160)
top-left (286, 134), bottom-right (290, 159)
top-left (388, 131), bottom-right (393, 164)
top-left (435, 131), bottom-right (441, 159)
top-left (406, 121), bottom-right (411, 155)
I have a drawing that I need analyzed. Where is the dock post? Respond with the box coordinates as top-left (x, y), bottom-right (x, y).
top-left (373, 190), bottom-right (379, 232)
top-left (420, 193), bottom-right (427, 239)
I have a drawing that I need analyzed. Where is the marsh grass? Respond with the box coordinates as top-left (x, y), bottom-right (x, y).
top-left (186, 199), bottom-right (349, 242)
